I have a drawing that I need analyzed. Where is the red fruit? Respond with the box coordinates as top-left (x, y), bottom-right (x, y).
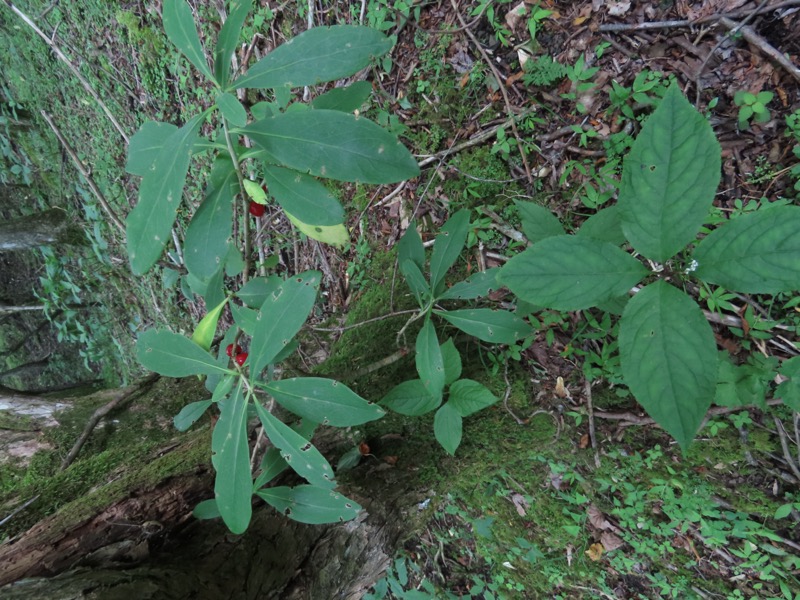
top-left (226, 343), bottom-right (242, 357)
top-left (234, 352), bottom-right (248, 366)
top-left (249, 201), bottom-right (265, 217)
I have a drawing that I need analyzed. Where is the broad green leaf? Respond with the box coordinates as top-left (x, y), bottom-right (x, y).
top-left (619, 281), bottom-right (717, 451)
top-left (173, 399), bottom-right (213, 431)
top-left (243, 178), bottom-right (267, 203)
top-left (193, 499), bottom-right (220, 520)
top-left (191, 297), bottom-right (229, 350)
top-left (618, 84), bottom-right (721, 261)
top-left (242, 110), bottom-right (420, 184)
top-left (400, 259), bottom-right (430, 306)
top-left (256, 485), bottom-right (361, 524)
top-left (136, 329), bottom-right (233, 377)
top-left (205, 330), bottom-right (238, 393)
top-left (264, 165), bottom-right (344, 226)
top-left (434, 402), bottom-right (463, 455)
top-left (216, 91), bottom-right (248, 127)
top-left (286, 212), bottom-right (349, 247)
top-left (201, 263), bottom-right (226, 310)
top-left (499, 236), bottom-right (647, 311)
top-left (397, 222), bottom-right (425, 272)
top-left (515, 200), bottom-right (564, 243)
top-left (449, 379), bottom-right (498, 416)
top-left (382, 379), bottom-right (441, 416)
top-left (430, 209), bottom-right (470, 294)
top-left (184, 158), bottom-right (237, 280)
top-left (254, 401), bottom-right (336, 489)
top-left (692, 206), bottom-right (800, 294)
top-left (225, 243), bottom-right (246, 276)
top-left (440, 338), bottom-right (462, 386)
top-left (261, 377), bottom-right (385, 426)
top-left (236, 275), bottom-right (282, 308)
top-left (127, 112), bottom-right (205, 275)
top-left (438, 268), bottom-right (501, 300)
top-left (336, 447), bottom-right (363, 472)
top-left (435, 308), bottom-right (533, 345)
top-left (126, 121), bottom-right (178, 176)
top-left (211, 380), bottom-right (251, 533)
top-left (162, 0), bottom-right (215, 82)
top-left (250, 271), bottom-right (320, 376)
top-left (234, 26), bottom-right (392, 89)
top-left (714, 354), bottom-right (768, 408)
top-left (254, 418), bottom-right (317, 490)
top-left (312, 81), bottom-right (373, 112)
top-left (577, 205), bottom-right (625, 245)
top-left (231, 303), bottom-right (258, 334)
top-left (777, 356), bottom-right (800, 411)
top-left (416, 319), bottom-right (445, 397)
top-left (214, 0), bottom-right (252, 85)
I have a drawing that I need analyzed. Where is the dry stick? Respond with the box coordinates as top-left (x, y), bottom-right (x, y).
top-left (584, 380), bottom-right (601, 468)
top-left (60, 373), bottom-right (160, 471)
top-left (718, 16), bottom-right (800, 83)
top-left (774, 416), bottom-right (800, 482)
top-left (694, 0), bottom-right (772, 104)
top-left (595, 398), bottom-right (784, 428)
top-left (0, 495), bottom-right (41, 529)
top-left (597, 0), bottom-right (800, 32)
top-left (39, 110), bottom-right (127, 236)
top-left (5, 2), bottom-right (129, 144)
top-left (450, 0), bottom-right (534, 185)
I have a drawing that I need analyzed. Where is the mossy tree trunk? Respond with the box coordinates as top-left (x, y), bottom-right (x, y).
top-left (0, 208), bottom-right (85, 251)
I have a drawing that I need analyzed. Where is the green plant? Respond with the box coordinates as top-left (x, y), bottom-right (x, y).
top-left (734, 89), bottom-right (774, 129)
top-left (127, 0), bottom-right (419, 534)
top-left (381, 210), bottom-right (533, 453)
top-left (521, 55), bottom-right (565, 88)
top-left (499, 84), bottom-right (800, 450)
top-left (563, 53), bottom-right (599, 114)
top-left (607, 70), bottom-right (674, 122)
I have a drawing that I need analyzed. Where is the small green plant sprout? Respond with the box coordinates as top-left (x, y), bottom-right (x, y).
top-left (733, 89), bottom-right (774, 129)
top-left (499, 83), bottom-right (800, 451)
top-left (784, 109), bottom-right (800, 193)
top-left (126, 0), bottom-right (419, 534)
top-left (381, 209), bottom-right (533, 454)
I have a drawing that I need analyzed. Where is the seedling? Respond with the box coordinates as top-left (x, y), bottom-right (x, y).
top-left (733, 89), bottom-right (774, 129)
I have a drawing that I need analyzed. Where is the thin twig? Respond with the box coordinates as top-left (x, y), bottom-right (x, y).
top-left (774, 416), bottom-right (800, 482)
top-left (39, 110), bottom-right (127, 236)
top-left (60, 374), bottom-right (160, 470)
top-left (450, 0), bottom-right (534, 185)
top-left (311, 309), bottom-right (419, 333)
top-left (595, 398), bottom-right (784, 427)
top-left (584, 379), bottom-right (601, 468)
top-left (6, 2), bottom-right (129, 143)
top-left (718, 16), bottom-right (800, 83)
top-left (502, 363), bottom-right (525, 425)
top-left (0, 495), bottom-right (40, 528)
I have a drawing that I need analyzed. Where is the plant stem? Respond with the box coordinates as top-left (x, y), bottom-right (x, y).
top-left (222, 120), bottom-right (251, 285)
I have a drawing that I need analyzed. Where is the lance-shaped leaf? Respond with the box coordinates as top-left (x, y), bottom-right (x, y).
top-left (211, 380), bottom-right (252, 533)
top-left (242, 110), bottom-right (420, 184)
top-left (400, 259), bottom-right (430, 307)
top-left (234, 25), bottom-right (392, 89)
top-left (261, 378), bottom-right (385, 426)
top-left (416, 319), bottom-right (444, 398)
top-left (174, 399), bottom-right (213, 432)
top-left (441, 338), bottom-right (462, 386)
top-left (205, 329), bottom-right (238, 393)
top-left (286, 212), bottom-right (349, 247)
top-left (438, 268), bottom-right (501, 300)
top-left (397, 221), bottom-right (425, 272)
top-left (515, 200), bottom-right (564, 243)
top-left (499, 236), bottom-right (647, 311)
top-left (312, 80), bottom-right (373, 112)
top-left (577, 205), bottom-right (625, 246)
top-left (236, 275), bottom-right (282, 308)
top-left (191, 297), bottom-right (229, 351)
top-left (382, 379), bottom-right (441, 416)
top-left (254, 419), bottom-right (317, 490)
top-left (254, 401), bottom-right (336, 489)
top-left (692, 206), bottom-right (800, 294)
top-left (136, 329), bottom-right (233, 377)
top-left (126, 121), bottom-right (178, 176)
top-left (618, 84), bottom-right (721, 262)
top-left (249, 272), bottom-right (320, 376)
top-left (127, 112), bottom-right (205, 275)
top-left (216, 91), bottom-right (248, 127)
top-left (434, 402), bottom-right (463, 455)
top-left (214, 0), bottom-right (252, 85)
top-left (163, 0), bottom-right (215, 82)
top-left (264, 165), bottom-right (344, 226)
top-left (430, 209), bottom-right (470, 294)
top-left (619, 281), bottom-right (717, 451)
top-left (449, 379), bottom-right (498, 416)
top-left (193, 499), bottom-right (220, 520)
top-left (184, 158), bottom-right (237, 280)
top-left (256, 485), bottom-right (361, 524)
top-left (435, 309), bottom-right (533, 345)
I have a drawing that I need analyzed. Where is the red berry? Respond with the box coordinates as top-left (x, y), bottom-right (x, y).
top-left (249, 201), bottom-right (265, 217)
top-left (234, 352), bottom-right (248, 366)
top-left (226, 343), bottom-right (242, 357)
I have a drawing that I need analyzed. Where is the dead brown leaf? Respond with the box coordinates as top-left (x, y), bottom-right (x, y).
top-left (511, 492), bottom-right (530, 517)
top-left (587, 504), bottom-right (612, 530)
top-left (585, 542), bottom-right (604, 561)
top-left (600, 531), bottom-right (624, 552)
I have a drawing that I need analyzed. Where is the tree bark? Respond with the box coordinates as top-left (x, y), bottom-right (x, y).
top-left (0, 208), bottom-right (85, 251)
